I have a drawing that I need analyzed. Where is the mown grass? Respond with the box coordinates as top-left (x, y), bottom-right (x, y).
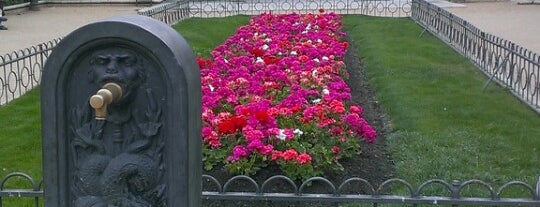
top-left (342, 15), bottom-right (540, 198)
top-left (172, 16), bottom-right (251, 58)
top-left (1, 14), bottom-right (539, 205)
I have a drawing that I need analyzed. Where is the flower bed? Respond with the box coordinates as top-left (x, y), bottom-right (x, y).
top-left (198, 11), bottom-right (377, 180)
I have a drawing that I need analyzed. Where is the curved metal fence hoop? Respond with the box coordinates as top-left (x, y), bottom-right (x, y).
top-left (337, 177), bottom-right (375, 196)
top-left (416, 179), bottom-right (453, 197)
top-left (222, 175), bottom-right (260, 193)
top-left (497, 181), bottom-right (536, 200)
top-left (0, 172), bottom-right (37, 190)
top-left (377, 178), bottom-right (415, 197)
top-left (202, 174), bottom-right (223, 193)
top-left (260, 175), bottom-right (298, 194)
top-left (298, 177), bottom-right (336, 195)
top-left (458, 180), bottom-right (496, 200)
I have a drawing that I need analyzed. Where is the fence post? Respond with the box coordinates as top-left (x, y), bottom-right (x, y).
top-left (509, 43), bottom-right (515, 87)
top-left (536, 176), bottom-right (540, 200)
top-left (451, 180), bottom-right (461, 207)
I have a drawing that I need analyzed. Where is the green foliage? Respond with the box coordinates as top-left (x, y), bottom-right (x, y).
top-left (3, 0), bottom-right (29, 7)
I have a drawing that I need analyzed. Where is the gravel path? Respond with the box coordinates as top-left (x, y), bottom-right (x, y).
top-left (0, 4), bottom-right (141, 55)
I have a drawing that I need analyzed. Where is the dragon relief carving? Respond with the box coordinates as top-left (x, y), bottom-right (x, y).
top-left (69, 48), bottom-right (166, 207)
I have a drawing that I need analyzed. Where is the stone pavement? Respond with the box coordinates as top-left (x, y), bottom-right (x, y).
top-left (0, 4), bottom-right (142, 55)
top-left (445, 2), bottom-right (540, 55)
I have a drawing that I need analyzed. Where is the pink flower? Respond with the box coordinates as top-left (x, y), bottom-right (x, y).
top-left (232, 145), bottom-right (249, 160)
top-left (245, 129), bottom-right (265, 142)
top-left (247, 139), bottom-right (264, 151)
top-left (261, 145), bottom-right (274, 155)
top-left (332, 146), bottom-right (340, 154)
top-left (350, 105), bottom-right (363, 114)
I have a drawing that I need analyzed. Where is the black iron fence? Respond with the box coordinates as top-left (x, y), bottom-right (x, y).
top-left (0, 39), bottom-right (59, 106)
top-left (2, 172), bottom-right (540, 206)
top-left (137, 0), bottom-right (191, 25)
top-left (411, 0), bottom-right (540, 113)
top-left (186, 0), bottom-right (411, 18)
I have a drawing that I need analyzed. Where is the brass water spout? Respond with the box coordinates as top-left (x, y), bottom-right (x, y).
top-left (89, 83), bottom-right (123, 120)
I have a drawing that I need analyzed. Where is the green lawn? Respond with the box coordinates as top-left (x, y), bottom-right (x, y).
top-left (342, 15), bottom-right (540, 197)
top-left (1, 15), bottom-right (539, 202)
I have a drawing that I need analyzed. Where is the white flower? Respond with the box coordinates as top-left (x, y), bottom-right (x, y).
top-left (313, 58), bottom-right (320, 63)
top-left (277, 129), bottom-right (287, 141)
top-left (307, 40), bottom-right (312, 44)
top-left (256, 57), bottom-right (264, 63)
top-left (224, 59), bottom-right (229, 63)
top-left (322, 56), bottom-right (329, 61)
top-left (254, 32), bottom-right (258, 36)
top-left (262, 44), bottom-right (269, 50)
top-left (277, 52), bottom-right (283, 56)
top-left (209, 85), bottom-right (214, 92)
top-left (305, 23), bottom-right (311, 31)
top-left (312, 69), bottom-right (318, 77)
top-left (293, 129), bottom-right (304, 135)
top-left (322, 89), bottom-right (330, 95)
top-left (302, 30), bottom-right (308, 34)
top-left (265, 38), bottom-right (272, 43)
top-left (312, 98), bottom-right (321, 104)
top-left (290, 51), bottom-right (298, 56)
top-left (317, 39), bottom-right (323, 43)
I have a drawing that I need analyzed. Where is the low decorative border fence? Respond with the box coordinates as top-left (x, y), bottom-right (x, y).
top-left (0, 39), bottom-right (59, 106)
top-left (411, 0), bottom-right (540, 113)
top-left (1, 172), bottom-right (540, 206)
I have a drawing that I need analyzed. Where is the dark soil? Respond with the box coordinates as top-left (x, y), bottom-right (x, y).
top-left (202, 37), bottom-right (395, 207)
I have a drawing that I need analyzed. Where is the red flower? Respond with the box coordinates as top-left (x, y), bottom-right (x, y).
top-left (218, 120), bottom-right (235, 134)
top-left (230, 116), bottom-right (247, 129)
top-left (251, 48), bottom-right (265, 57)
top-left (218, 116), bottom-right (246, 134)
top-left (196, 57), bottom-right (211, 69)
top-left (272, 150), bottom-right (283, 161)
top-left (298, 55), bottom-right (309, 63)
top-left (254, 111), bottom-right (271, 123)
top-left (282, 149), bottom-right (298, 161)
top-left (263, 56), bottom-right (280, 65)
top-left (296, 153), bottom-right (312, 164)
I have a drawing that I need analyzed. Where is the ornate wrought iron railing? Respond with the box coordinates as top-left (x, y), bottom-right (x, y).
top-left (187, 0), bottom-right (411, 18)
top-left (411, 0), bottom-right (540, 113)
top-left (0, 39), bottom-right (59, 106)
top-left (137, 0), bottom-right (191, 25)
top-left (2, 172), bottom-right (540, 206)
